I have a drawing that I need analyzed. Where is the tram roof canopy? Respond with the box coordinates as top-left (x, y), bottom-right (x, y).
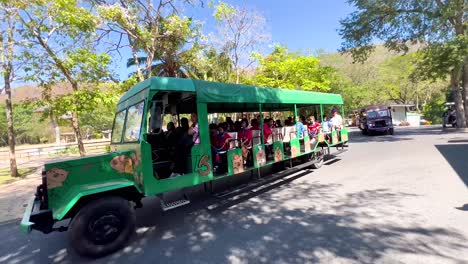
top-left (118, 77), bottom-right (343, 106)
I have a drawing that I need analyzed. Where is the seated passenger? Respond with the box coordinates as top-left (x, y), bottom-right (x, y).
top-left (173, 117), bottom-right (191, 175)
top-left (226, 117), bottom-right (236, 132)
top-left (234, 120), bottom-right (241, 132)
top-left (165, 122), bottom-right (179, 156)
top-left (209, 123), bottom-right (218, 143)
top-left (295, 116), bottom-right (306, 138)
top-left (212, 124), bottom-right (232, 151)
top-left (238, 119), bottom-right (252, 146)
top-left (275, 119), bottom-right (283, 128)
top-left (321, 115), bottom-right (332, 134)
top-left (301, 115), bottom-right (307, 126)
top-left (263, 118), bottom-right (274, 142)
top-left (238, 120), bottom-right (253, 166)
top-left (188, 113), bottom-right (200, 145)
top-left (307, 116), bottom-right (321, 138)
top-left (250, 118), bottom-right (260, 130)
top-left (212, 124), bottom-right (232, 174)
top-left (330, 109), bottom-right (343, 131)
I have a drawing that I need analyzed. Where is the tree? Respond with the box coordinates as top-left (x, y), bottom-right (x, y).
top-left (124, 14), bottom-right (203, 78)
top-left (0, 2), bottom-right (20, 176)
top-left (18, 0), bottom-right (111, 156)
top-left (248, 46), bottom-right (334, 91)
top-left (320, 46), bottom-right (447, 116)
top-left (98, 0), bottom-right (198, 81)
top-left (378, 53), bottom-right (447, 112)
top-left (340, 0), bottom-right (468, 127)
top-left (213, 2), bottom-right (269, 84)
top-left (188, 46), bottom-right (233, 82)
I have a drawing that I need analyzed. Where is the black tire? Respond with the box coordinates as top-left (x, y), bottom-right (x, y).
top-left (361, 129), bottom-right (368, 135)
top-left (68, 196), bottom-right (136, 258)
top-left (388, 128), bottom-right (394, 135)
top-left (311, 153), bottom-right (324, 169)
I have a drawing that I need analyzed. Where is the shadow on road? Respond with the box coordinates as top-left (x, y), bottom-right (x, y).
top-left (348, 130), bottom-right (414, 143)
top-left (435, 144), bottom-right (468, 188)
top-left (455, 204), bottom-right (468, 211)
top-left (1, 170), bottom-right (466, 264)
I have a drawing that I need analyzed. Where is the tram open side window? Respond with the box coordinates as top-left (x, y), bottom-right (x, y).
top-left (145, 91), bottom-right (198, 179)
top-left (207, 104), bottom-right (256, 174)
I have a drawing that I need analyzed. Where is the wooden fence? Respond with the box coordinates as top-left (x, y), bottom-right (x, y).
top-left (0, 141), bottom-right (110, 160)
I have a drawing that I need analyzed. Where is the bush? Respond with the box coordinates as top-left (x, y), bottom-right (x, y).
top-left (422, 96), bottom-right (446, 124)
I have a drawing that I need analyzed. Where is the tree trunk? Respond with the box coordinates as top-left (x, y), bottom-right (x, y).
top-left (463, 60), bottom-right (468, 127)
top-left (129, 37), bottom-right (144, 82)
top-left (4, 73), bottom-right (18, 177)
top-left (70, 111), bottom-right (85, 156)
top-left (451, 69), bottom-right (466, 128)
top-left (49, 112), bottom-right (60, 145)
top-left (70, 82), bottom-right (85, 156)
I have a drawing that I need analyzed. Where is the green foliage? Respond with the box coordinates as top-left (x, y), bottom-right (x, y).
top-left (188, 46), bottom-right (234, 82)
top-left (18, 0), bottom-right (107, 82)
top-left (248, 46), bottom-right (334, 91)
top-left (213, 2), bottom-right (235, 21)
top-left (413, 35), bottom-right (468, 81)
top-left (339, 0), bottom-right (467, 126)
top-left (99, 1), bottom-right (203, 80)
top-left (320, 46), bottom-right (448, 114)
top-left (78, 92), bottom-right (118, 133)
top-left (0, 103), bottom-right (52, 146)
top-left (63, 49), bottom-right (111, 83)
top-left (339, 0), bottom-right (465, 62)
top-left (422, 94), bottom-right (446, 124)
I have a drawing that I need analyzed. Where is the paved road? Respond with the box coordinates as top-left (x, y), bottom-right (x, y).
top-left (1, 126), bottom-right (467, 264)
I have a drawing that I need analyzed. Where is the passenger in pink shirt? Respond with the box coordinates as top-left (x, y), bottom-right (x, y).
top-left (188, 113), bottom-right (200, 145)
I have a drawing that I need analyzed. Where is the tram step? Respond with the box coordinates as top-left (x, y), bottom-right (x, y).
top-left (160, 194), bottom-right (190, 211)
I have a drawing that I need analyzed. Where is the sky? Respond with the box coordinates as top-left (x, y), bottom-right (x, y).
top-left (114, 0), bottom-right (356, 80)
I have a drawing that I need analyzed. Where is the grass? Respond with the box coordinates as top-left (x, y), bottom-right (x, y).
top-left (0, 167), bottom-right (39, 185)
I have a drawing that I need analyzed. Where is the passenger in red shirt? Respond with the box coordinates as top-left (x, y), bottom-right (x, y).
top-left (308, 116), bottom-right (321, 137)
top-left (212, 123), bottom-right (231, 151)
top-left (263, 118), bottom-right (274, 142)
top-left (238, 119), bottom-right (252, 147)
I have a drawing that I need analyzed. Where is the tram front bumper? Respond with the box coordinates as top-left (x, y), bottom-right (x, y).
top-left (20, 197), bottom-right (54, 234)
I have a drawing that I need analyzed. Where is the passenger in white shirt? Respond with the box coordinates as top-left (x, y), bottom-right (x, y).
top-left (330, 109), bottom-right (343, 130)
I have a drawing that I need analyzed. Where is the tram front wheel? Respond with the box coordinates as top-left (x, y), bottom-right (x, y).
top-left (69, 196), bottom-right (136, 258)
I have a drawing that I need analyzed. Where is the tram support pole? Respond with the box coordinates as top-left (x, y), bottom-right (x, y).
top-left (320, 104), bottom-right (324, 122)
top-left (294, 104), bottom-right (298, 120)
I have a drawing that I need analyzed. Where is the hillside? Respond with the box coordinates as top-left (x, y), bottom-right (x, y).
top-left (0, 83), bottom-right (74, 104)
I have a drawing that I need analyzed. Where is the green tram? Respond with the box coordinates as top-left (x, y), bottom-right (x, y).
top-left (21, 77), bottom-right (348, 257)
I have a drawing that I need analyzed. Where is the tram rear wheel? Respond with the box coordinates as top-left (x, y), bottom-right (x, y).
top-left (311, 152), bottom-right (324, 169)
